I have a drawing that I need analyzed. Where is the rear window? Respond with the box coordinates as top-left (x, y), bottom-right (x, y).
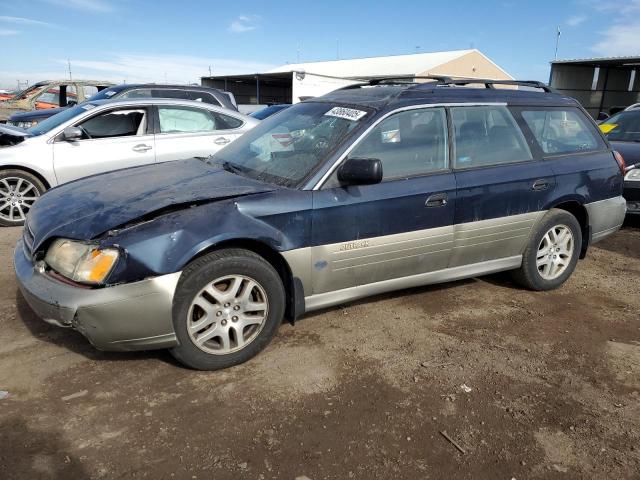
top-left (521, 108), bottom-right (604, 155)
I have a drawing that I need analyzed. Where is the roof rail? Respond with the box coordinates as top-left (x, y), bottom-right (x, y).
top-left (337, 76), bottom-right (555, 93)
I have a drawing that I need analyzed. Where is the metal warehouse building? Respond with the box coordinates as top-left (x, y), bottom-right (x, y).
top-left (549, 56), bottom-right (640, 118)
top-left (201, 49), bottom-right (512, 107)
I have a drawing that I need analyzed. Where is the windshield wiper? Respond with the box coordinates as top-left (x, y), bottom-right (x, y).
top-left (220, 160), bottom-right (247, 175)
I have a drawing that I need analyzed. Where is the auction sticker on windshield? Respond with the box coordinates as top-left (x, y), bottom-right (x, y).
top-left (324, 107), bottom-right (367, 121)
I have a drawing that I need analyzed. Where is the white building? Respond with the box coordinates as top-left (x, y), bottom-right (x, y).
top-left (202, 49), bottom-right (513, 107)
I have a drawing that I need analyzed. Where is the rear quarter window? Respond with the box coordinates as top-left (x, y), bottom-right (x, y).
top-left (521, 108), bottom-right (605, 155)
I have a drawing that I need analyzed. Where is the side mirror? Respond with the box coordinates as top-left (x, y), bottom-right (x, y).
top-left (61, 126), bottom-right (83, 141)
top-left (597, 111), bottom-right (610, 121)
top-left (337, 158), bottom-right (383, 186)
top-left (66, 99), bottom-right (78, 107)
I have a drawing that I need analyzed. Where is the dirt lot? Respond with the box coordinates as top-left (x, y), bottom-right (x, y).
top-left (1, 221), bottom-right (639, 480)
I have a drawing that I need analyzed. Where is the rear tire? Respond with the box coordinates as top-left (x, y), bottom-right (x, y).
top-left (170, 248), bottom-right (285, 370)
top-left (0, 169), bottom-right (46, 227)
top-left (512, 209), bottom-right (582, 291)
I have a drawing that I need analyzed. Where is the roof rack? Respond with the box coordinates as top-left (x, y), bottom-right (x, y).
top-left (339, 76), bottom-right (555, 93)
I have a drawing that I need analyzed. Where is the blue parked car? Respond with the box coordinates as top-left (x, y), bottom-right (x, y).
top-left (598, 109), bottom-right (640, 214)
top-left (15, 77), bottom-right (627, 370)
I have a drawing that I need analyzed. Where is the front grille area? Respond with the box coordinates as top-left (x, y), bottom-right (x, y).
top-left (624, 183), bottom-right (640, 202)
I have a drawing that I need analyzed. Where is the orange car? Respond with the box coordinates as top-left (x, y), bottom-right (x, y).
top-left (0, 80), bottom-right (113, 122)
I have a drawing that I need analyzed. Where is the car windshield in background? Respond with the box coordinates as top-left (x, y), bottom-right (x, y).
top-left (27, 105), bottom-right (89, 136)
top-left (87, 86), bottom-right (127, 101)
top-left (250, 104), bottom-right (290, 120)
top-left (601, 111), bottom-right (640, 142)
top-left (213, 102), bottom-right (370, 188)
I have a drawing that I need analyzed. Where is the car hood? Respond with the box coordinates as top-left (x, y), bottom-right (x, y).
top-left (10, 107), bottom-right (66, 121)
top-left (610, 141), bottom-right (640, 164)
top-left (28, 159), bottom-right (277, 249)
top-left (0, 124), bottom-right (31, 147)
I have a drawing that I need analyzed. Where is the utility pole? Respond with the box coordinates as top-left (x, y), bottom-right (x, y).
top-left (67, 59), bottom-right (72, 80)
top-left (555, 26), bottom-right (561, 60)
top-left (208, 65), bottom-right (212, 76)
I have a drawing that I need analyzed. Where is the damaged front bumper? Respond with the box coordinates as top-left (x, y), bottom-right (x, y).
top-left (14, 238), bottom-right (181, 352)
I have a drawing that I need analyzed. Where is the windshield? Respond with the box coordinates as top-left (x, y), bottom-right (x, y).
top-left (87, 85), bottom-right (127, 101)
top-left (213, 102), bottom-right (370, 188)
top-left (27, 105), bottom-right (90, 136)
top-left (601, 111), bottom-right (640, 142)
top-left (13, 85), bottom-right (45, 101)
top-left (251, 105), bottom-right (289, 120)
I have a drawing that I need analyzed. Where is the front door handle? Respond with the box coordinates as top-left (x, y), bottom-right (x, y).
top-left (214, 137), bottom-right (231, 146)
top-left (425, 193), bottom-right (448, 207)
top-left (532, 179), bottom-right (551, 191)
top-left (132, 144), bottom-right (152, 152)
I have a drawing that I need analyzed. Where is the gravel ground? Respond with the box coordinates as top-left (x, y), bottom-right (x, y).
top-left (0, 220), bottom-right (639, 480)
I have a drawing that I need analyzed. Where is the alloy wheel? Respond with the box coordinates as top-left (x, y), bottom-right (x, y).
top-left (536, 225), bottom-right (574, 280)
top-left (0, 177), bottom-right (40, 223)
top-left (187, 275), bottom-right (269, 355)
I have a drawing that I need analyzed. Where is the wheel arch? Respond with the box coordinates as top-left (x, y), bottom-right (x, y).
top-left (186, 238), bottom-right (304, 323)
top-left (0, 164), bottom-right (53, 190)
top-left (549, 200), bottom-right (590, 258)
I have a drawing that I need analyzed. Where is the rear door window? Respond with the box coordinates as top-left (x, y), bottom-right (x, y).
top-left (521, 108), bottom-right (605, 155)
top-left (187, 90), bottom-right (220, 105)
top-left (152, 89), bottom-right (189, 100)
top-left (451, 105), bottom-right (532, 168)
top-left (118, 88), bottom-right (153, 99)
top-left (157, 106), bottom-right (215, 133)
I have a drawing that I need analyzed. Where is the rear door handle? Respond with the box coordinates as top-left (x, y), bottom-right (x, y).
top-left (214, 137), bottom-right (231, 146)
top-left (532, 179), bottom-right (551, 191)
top-left (132, 144), bottom-right (152, 152)
top-left (425, 193), bottom-right (448, 207)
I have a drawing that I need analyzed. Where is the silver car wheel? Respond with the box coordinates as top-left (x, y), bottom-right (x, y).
top-left (0, 177), bottom-right (40, 223)
top-left (187, 275), bottom-right (269, 355)
top-left (536, 224), bottom-right (574, 280)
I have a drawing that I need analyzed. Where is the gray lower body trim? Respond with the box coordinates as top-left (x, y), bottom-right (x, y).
top-left (585, 195), bottom-right (626, 244)
top-left (304, 255), bottom-right (522, 312)
top-left (14, 238), bottom-right (181, 352)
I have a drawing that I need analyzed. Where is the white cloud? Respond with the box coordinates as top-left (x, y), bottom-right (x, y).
top-left (592, 22), bottom-right (640, 56)
top-left (43, 53), bottom-right (276, 84)
top-left (0, 16), bottom-right (56, 27)
top-left (43, 0), bottom-right (114, 12)
top-left (228, 14), bottom-right (260, 33)
top-left (591, 0), bottom-right (640, 14)
top-left (0, 28), bottom-right (19, 36)
top-left (566, 15), bottom-right (586, 27)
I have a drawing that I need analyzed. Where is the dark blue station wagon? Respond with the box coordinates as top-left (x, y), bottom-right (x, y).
top-left (14, 78), bottom-right (627, 370)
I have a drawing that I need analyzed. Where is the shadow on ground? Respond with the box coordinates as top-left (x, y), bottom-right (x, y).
top-left (0, 417), bottom-right (90, 479)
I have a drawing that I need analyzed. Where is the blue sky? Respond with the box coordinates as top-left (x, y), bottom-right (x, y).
top-left (1, 0), bottom-right (639, 89)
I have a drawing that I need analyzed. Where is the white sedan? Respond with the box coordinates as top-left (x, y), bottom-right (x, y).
top-left (0, 98), bottom-right (258, 226)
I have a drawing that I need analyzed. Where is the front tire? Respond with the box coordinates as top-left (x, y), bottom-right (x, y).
top-left (170, 248), bottom-right (285, 370)
top-left (0, 169), bottom-right (46, 227)
top-left (512, 209), bottom-right (582, 291)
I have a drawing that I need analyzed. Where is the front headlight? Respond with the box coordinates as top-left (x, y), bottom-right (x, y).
top-left (625, 168), bottom-right (640, 181)
top-left (45, 239), bottom-right (119, 285)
